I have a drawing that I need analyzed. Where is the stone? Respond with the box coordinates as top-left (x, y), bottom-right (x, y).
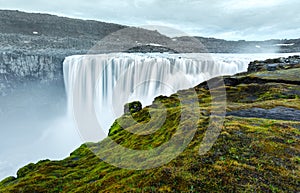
top-left (124, 101), bottom-right (142, 115)
top-left (227, 106), bottom-right (300, 122)
top-left (267, 64), bottom-right (278, 71)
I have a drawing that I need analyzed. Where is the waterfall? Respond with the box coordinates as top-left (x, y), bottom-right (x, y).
top-left (63, 53), bottom-right (249, 142)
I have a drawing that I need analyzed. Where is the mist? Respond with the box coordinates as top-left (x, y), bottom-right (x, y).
top-left (0, 82), bottom-right (82, 180)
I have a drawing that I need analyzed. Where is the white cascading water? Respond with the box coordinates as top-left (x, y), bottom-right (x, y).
top-left (63, 52), bottom-right (298, 142)
top-left (63, 53), bottom-right (249, 142)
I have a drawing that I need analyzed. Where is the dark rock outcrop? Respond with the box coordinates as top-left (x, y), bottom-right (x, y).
top-left (124, 101), bottom-right (143, 115)
top-left (125, 45), bottom-right (179, 53)
top-left (227, 106), bottom-right (300, 121)
top-left (248, 55), bottom-right (300, 73)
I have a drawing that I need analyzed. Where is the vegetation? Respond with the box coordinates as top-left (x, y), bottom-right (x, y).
top-left (0, 67), bottom-right (300, 192)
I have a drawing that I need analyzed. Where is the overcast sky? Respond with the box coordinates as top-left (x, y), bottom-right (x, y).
top-left (1, 0), bottom-right (299, 40)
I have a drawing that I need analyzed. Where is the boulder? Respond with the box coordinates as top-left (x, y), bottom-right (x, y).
top-left (124, 101), bottom-right (142, 115)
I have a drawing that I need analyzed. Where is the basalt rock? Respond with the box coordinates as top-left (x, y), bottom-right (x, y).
top-left (248, 55), bottom-right (300, 73)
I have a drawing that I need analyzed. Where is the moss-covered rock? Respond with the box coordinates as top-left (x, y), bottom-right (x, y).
top-left (124, 101), bottom-right (142, 115)
top-left (16, 163), bottom-right (36, 178)
top-left (0, 177), bottom-right (16, 187)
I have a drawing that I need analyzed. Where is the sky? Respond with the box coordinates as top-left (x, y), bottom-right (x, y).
top-left (0, 0), bottom-right (300, 40)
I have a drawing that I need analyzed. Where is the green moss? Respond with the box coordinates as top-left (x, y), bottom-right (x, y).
top-left (1, 67), bottom-right (300, 192)
top-left (0, 177), bottom-right (16, 187)
top-left (17, 163), bottom-right (36, 178)
top-left (124, 101), bottom-right (143, 115)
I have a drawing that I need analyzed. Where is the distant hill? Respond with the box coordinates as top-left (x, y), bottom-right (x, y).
top-left (1, 10), bottom-right (300, 53)
top-left (194, 36), bottom-right (300, 53)
top-left (0, 10), bottom-right (205, 53)
top-left (0, 10), bottom-right (125, 39)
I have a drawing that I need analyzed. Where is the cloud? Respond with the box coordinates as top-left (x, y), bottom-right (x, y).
top-left (0, 0), bottom-right (299, 40)
top-left (224, 0), bottom-right (286, 10)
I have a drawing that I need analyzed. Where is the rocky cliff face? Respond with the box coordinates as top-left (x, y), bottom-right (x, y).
top-left (0, 51), bottom-right (66, 95)
top-left (0, 52), bottom-right (64, 81)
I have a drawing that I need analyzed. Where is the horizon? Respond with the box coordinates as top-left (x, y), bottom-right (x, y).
top-left (0, 0), bottom-right (299, 41)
